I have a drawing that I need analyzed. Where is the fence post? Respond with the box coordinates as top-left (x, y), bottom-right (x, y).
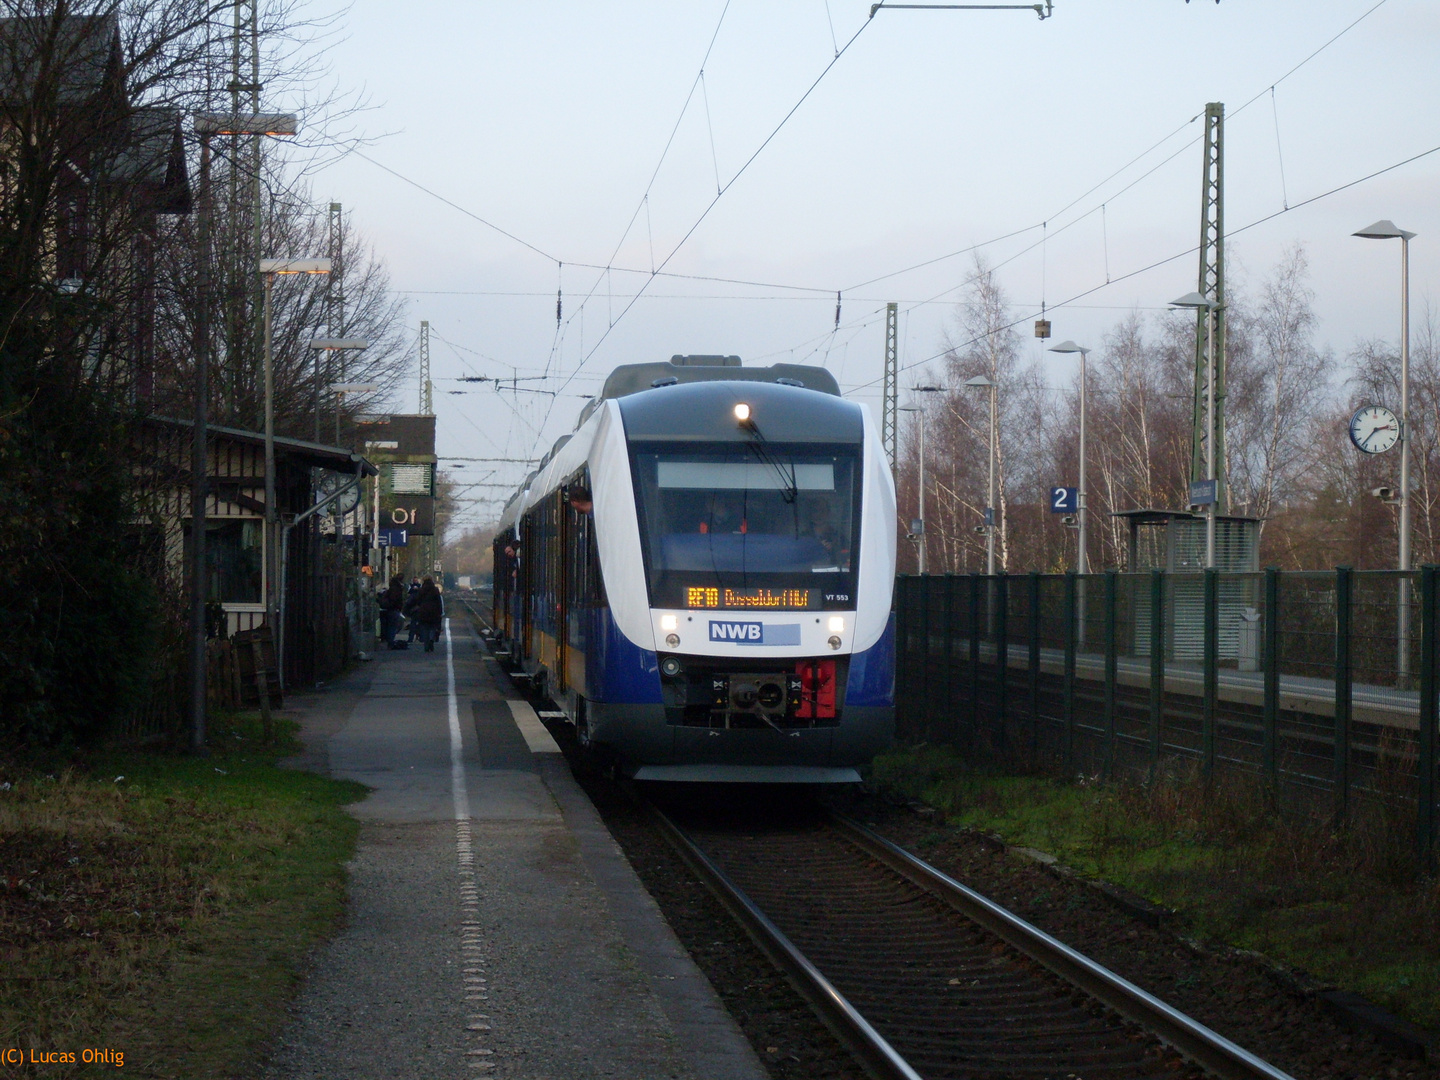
top-left (1029, 571), bottom-right (1041, 765)
top-left (1149, 569), bottom-right (1163, 779)
top-left (1419, 565), bottom-right (1437, 874)
top-left (1203, 567), bottom-right (1218, 782)
top-left (927, 576), bottom-right (938, 743)
top-left (943, 574), bottom-right (956, 744)
top-left (894, 576), bottom-right (908, 732)
top-left (1064, 571), bottom-right (1077, 776)
top-left (1263, 567), bottom-right (1280, 801)
top-left (996, 574), bottom-right (1009, 755)
top-left (1334, 566), bottom-right (1352, 830)
top-left (1104, 570), bottom-right (1118, 779)
top-left (969, 574), bottom-right (981, 743)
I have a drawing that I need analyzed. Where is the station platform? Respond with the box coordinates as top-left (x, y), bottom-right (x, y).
top-left (264, 617), bottom-right (765, 1080)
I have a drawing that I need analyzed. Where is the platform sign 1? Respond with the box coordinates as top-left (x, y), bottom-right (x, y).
top-left (1049, 486), bottom-right (1078, 513)
top-left (378, 528), bottom-right (408, 547)
top-left (1189, 479), bottom-right (1217, 507)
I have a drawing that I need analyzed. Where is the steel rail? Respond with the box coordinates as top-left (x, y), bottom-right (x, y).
top-left (646, 804), bottom-right (923, 1080)
top-left (829, 811), bottom-right (1298, 1080)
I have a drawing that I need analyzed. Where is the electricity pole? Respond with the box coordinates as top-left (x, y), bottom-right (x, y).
top-left (1191, 102), bottom-right (1226, 516)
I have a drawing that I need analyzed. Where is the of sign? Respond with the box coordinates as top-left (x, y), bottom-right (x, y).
top-left (1189, 479), bottom-right (1217, 507)
top-left (377, 528), bottom-right (408, 547)
top-left (1050, 486), bottom-right (1078, 513)
top-left (387, 498), bottom-right (435, 535)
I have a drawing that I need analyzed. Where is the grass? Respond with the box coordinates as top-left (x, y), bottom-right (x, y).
top-left (870, 743), bottom-right (1440, 1032)
top-left (0, 713), bottom-right (367, 1078)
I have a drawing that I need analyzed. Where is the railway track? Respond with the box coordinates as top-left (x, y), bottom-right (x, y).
top-left (455, 593), bottom-right (1296, 1080)
top-left (653, 800), bottom-right (1297, 1080)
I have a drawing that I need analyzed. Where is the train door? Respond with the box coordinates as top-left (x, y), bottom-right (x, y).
top-left (556, 487), bottom-right (570, 693)
top-left (519, 515), bottom-right (534, 662)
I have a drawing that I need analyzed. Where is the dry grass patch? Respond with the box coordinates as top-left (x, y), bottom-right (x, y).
top-left (0, 715), bottom-right (366, 1078)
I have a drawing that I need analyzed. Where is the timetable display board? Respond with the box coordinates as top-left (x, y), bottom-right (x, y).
top-left (684, 586), bottom-right (813, 610)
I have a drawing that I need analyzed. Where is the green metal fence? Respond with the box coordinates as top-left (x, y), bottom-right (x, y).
top-left (894, 567), bottom-right (1439, 868)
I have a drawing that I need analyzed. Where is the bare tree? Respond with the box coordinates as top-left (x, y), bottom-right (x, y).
top-left (1225, 245), bottom-right (1336, 524)
top-left (150, 190), bottom-right (413, 440)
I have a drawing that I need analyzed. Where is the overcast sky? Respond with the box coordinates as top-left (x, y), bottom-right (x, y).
top-left (301, 0), bottom-right (1440, 528)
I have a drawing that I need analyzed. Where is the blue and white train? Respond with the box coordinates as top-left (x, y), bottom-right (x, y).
top-left (491, 355), bottom-right (896, 783)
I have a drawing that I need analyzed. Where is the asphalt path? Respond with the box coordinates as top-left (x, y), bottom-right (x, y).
top-left (264, 619), bottom-right (763, 1080)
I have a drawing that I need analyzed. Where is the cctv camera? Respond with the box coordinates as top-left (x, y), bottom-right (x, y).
top-left (1371, 486), bottom-right (1396, 500)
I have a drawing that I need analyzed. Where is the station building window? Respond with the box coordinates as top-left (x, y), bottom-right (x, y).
top-left (184, 519), bottom-right (263, 604)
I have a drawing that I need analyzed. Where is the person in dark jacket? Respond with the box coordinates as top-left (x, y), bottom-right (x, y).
top-left (378, 574), bottom-right (405, 648)
top-left (404, 577), bottom-right (421, 644)
top-left (411, 577), bottom-right (444, 652)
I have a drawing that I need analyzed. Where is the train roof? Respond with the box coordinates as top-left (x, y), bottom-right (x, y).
top-left (618, 378), bottom-right (863, 443)
top-left (575, 355), bottom-right (838, 429)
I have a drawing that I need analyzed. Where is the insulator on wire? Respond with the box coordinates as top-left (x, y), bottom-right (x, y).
top-left (834, 291), bottom-right (841, 330)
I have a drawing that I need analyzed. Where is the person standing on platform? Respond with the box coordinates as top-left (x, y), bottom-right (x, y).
top-left (412, 577), bottom-right (444, 652)
top-left (403, 577), bottom-right (421, 645)
top-left (378, 574), bottom-right (405, 649)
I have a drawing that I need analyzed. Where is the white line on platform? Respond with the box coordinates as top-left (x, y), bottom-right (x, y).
top-left (447, 618), bottom-right (496, 1065)
top-left (505, 699), bottom-right (563, 754)
top-left (445, 619), bottom-right (471, 821)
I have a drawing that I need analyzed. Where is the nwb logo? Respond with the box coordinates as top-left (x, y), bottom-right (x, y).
top-left (709, 621), bottom-right (763, 642)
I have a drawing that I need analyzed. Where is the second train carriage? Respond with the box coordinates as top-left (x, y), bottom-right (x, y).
top-left (492, 354), bottom-right (896, 782)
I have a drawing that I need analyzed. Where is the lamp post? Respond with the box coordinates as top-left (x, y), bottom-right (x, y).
top-left (1354, 220), bottom-right (1417, 685)
top-left (307, 338), bottom-right (370, 444)
top-left (902, 385), bottom-right (944, 573)
top-left (1171, 291), bottom-right (1224, 569)
top-left (188, 112), bottom-right (296, 753)
top-left (258, 257), bottom-right (331, 665)
top-left (330, 379), bottom-right (379, 574)
top-left (1048, 341), bottom-right (1091, 576)
top-left (965, 375), bottom-right (998, 575)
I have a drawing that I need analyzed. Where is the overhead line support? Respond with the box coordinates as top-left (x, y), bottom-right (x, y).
top-left (1191, 102), bottom-right (1226, 515)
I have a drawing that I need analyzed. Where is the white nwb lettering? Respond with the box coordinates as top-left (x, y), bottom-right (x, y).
top-left (710, 621), bottom-right (763, 642)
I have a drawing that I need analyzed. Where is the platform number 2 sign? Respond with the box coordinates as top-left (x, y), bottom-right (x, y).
top-left (1049, 487), bottom-right (1078, 513)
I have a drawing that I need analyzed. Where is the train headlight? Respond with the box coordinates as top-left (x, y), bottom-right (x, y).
top-left (733, 402), bottom-right (751, 423)
top-left (665, 633), bottom-right (681, 648)
top-left (827, 616), bottom-right (845, 633)
top-left (660, 614), bottom-right (678, 631)
top-left (827, 635), bottom-right (842, 650)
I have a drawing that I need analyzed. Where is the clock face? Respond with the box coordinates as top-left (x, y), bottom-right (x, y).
top-left (315, 472), bottom-right (362, 514)
top-left (1349, 405), bottom-right (1400, 455)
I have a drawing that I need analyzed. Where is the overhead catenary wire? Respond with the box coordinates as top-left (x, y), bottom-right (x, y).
top-left (846, 137), bottom-right (1440, 395)
top-left (334, 0), bottom-right (1391, 318)
top-left (348, 0), bottom-right (1404, 496)
top-left (531, 9), bottom-right (879, 447)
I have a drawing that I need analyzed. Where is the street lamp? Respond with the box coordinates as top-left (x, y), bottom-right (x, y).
top-left (1171, 291), bottom-right (1224, 569)
top-left (1354, 219), bottom-right (1417, 685)
top-left (1048, 341), bottom-right (1091, 576)
top-left (307, 338), bottom-right (370, 444)
top-left (903, 385), bottom-right (945, 573)
top-left (187, 112), bottom-right (296, 754)
top-left (258, 257), bottom-right (331, 658)
top-left (965, 375), bottom-right (997, 575)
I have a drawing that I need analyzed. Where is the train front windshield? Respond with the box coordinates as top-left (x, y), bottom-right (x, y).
top-left (630, 443), bottom-right (861, 611)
